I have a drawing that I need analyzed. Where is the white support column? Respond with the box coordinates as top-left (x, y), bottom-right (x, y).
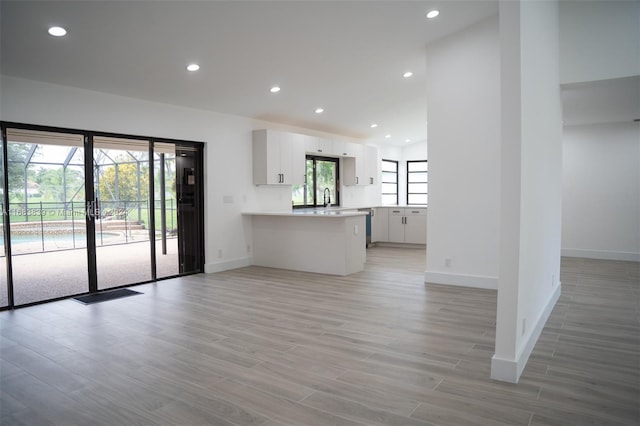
top-left (492, 0), bottom-right (563, 383)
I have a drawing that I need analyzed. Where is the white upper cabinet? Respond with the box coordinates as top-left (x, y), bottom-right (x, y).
top-left (253, 129), bottom-right (304, 185)
top-left (333, 140), bottom-right (357, 157)
top-left (342, 143), bottom-right (362, 185)
top-left (343, 144), bottom-right (378, 186)
top-left (254, 129), bottom-right (376, 187)
top-left (363, 145), bottom-right (378, 185)
top-left (290, 133), bottom-right (306, 186)
top-left (304, 135), bottom-right (332, 155)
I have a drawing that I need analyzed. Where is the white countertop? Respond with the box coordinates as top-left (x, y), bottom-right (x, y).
top-left (242, 205), bottom-right (426, 218)
top-left (242, 209), bottom-right (368, 218)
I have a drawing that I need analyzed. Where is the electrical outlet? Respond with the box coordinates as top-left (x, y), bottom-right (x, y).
top-left (445, 258), bottom-right (452, 267)
top-left (247, 244), bottom-right (251, 253)
top-left (522, 318), bottom-right (526, 336)
top-left (551, 274), bottom-right (555, 287)
top-left (354, 225), bottom-right (358, 235)
top-left (218, 249), bottom-right (223, 258)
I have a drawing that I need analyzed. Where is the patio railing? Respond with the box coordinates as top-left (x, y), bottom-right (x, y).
top-left (1, 199), bottom-right (177, 254)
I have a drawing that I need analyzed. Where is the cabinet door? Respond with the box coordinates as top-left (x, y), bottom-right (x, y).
top-left (305, 135), bottom-right (332, 154)
top-left (354, 144), bottom-right (368, 186)
top-left (253, 129), bottom-right (284, 185)
top-left (290, 133), bottom-right (306, 186)
top-left (343, 143), bottom-right (364, 186)
top-left (404, 209), bottom-right (427, 244)
top-left (372, 207), bottom-right (388, 242)
top-left (333, 140), bottom-right (355, 157)
top-left (388, 208), bottom-right (405, 243)
top-left (278, 132), bottom-right (293, 184)
top-left (363, 145), bottom-right (378, 185)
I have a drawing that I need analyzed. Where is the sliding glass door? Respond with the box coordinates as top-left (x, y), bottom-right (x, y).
top-left (0, 134), bottom-right (8, 309)
top-left (6, 128), bottom-right (89, 305)
top-left (154, 143), bottom-right (179, 278)
top-left (0, 123), bottom-right (204, 309)
top-left (93, 137), bottom-right (153, 290)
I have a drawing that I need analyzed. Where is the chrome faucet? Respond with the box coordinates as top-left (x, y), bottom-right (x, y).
top-left (323, 187), bottom-right (331, 207)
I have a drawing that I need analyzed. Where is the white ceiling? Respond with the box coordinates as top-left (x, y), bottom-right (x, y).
top-left (0, 0), bottom-right (499, 145)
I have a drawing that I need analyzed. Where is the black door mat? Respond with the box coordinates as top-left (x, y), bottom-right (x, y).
top-left (73, 288), bottom-right (142, 305)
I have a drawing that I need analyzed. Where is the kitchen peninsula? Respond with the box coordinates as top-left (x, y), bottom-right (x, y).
top-left (243, 210), bottom-right (367, 276)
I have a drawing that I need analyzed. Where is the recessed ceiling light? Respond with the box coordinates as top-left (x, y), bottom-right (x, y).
top-left (405, 139), bottom-right (411, 143)
top-left (315, 108), bottom-right (324, 114)
top-left (385, 134), bottom-right (391, 139)
top-left (370, 123), bottom-right (378, 128)
top-left (403, 71), bottom-right (413, 78)
top-left (48, 26), bottom-right (67, 37)
top-left (426, 10), bottom-right (440, 19)
top-left (186, 63), bottom-right (200, 72)
top-left (270, 86), bottom-right (281, 93)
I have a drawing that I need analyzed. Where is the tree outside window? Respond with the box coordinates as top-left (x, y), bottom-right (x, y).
top-left (293, 156), bottom-right (339, 208)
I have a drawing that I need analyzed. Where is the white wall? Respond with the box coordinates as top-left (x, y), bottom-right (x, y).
top-left (562, 122), bottom-right (640, 261)
top-left (492, 0), bottom-right (563, 383)
top-left (424, 15), bottom-right (501, 290)
top-left (0, 75), bottom-right (380, 274)
top-left (559, 0), bottom-right (640, 84)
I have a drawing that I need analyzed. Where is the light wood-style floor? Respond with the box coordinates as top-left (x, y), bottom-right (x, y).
top-left (1, 246), bottom-right (638, 425)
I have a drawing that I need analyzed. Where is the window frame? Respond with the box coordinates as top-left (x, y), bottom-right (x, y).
top-left (292, 155), bottom-right (340, 208)
top-left (381, 159), bottom-right (399, 206)
top-left (406, 160), bottom-right (428, 205)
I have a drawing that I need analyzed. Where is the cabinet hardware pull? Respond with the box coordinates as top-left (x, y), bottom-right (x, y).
top-left (343, 152), bottom-right (347, 156)
top-left (412, 210), bottom-right (419, 213)
top-left (356, 177), bottom-right (359, 184)
top-left (318, 149), bottom-right (322, 152)
top-left (370, 177), bottom-right (373, 184)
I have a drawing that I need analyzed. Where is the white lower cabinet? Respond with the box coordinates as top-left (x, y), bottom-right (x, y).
top-left (404, 209), bottom-right (427, 244)
top-left (386, 208), bottom-right (427, 244)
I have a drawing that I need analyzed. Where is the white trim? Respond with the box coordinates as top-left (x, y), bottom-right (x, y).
top-left (491, 282), bottom-right (561, 383)
top-left (424, 270), bottom-right (498, 290)
top-left (561, 248), bottom-right (640, 262)
top-left (374, 242), bottom-right (426, 249)
top-left (205, 256), bottom-right (252, 273)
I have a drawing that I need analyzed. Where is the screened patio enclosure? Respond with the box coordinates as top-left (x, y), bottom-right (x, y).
top-left (0, 124), bottom-right (204, 308)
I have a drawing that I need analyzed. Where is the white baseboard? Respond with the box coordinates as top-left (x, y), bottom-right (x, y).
top-left (204, 256), bottom-right (252, 273)
top-left (561, 248), bottom-right (639, 262)
top-left (374, 242), bottom-right (426, 249)
top-left (424, 270), bottom-right (498, 290)
top-left (491, 282), bottom-right (561, 383)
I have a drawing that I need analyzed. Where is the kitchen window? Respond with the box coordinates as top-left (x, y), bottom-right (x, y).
top-left (292, 155), bottom-right (339, 208)
top-left (381, 159), bottom-right (398, 205)
top-left (407, 160), bottom-right (428, 205)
